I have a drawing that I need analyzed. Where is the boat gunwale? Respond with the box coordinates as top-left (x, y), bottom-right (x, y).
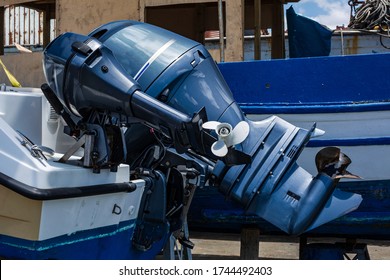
top-left (0, 171), bottom-right (141, 201)
top-left (240, 100), bottom-right (390, 114)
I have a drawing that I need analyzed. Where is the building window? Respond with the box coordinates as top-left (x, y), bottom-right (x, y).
top-left (2, 5), bottom-right (55, 53)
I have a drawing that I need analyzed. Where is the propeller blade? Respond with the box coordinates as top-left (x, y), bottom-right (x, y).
top-left (227, 121), bottom-right (250, 146)
top-left (211, 140), bottom-right (228, 157)
top-left (315, 147), bottom-right (361, 179)
top-left (202, 121), bottom-right (220, 130)
top-left (315, 147), bottom-right (340, 173)
top-left (311, 127), bottom-right (325, 138)
top-left (334, 170), bottom-right (362, 179)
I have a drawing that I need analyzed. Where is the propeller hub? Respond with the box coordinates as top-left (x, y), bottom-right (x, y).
top-left (216, 123), bottom-right (232, 139)
top-left (218, 126), bottom-right (231, 136)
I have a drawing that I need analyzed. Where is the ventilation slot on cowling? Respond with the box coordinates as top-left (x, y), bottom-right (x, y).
top-left (287, 145), bottom-right (299, 159)
top-left (287, 190), bottom-right (301, 201)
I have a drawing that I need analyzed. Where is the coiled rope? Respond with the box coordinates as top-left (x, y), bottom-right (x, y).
top-left (349, 0), bottom-right (390, 30)
top-left (348, 0), bottom-right (390, 49)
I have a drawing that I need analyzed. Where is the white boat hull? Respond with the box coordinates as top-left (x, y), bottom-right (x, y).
top-left (248, 110), bottom-right (390, 181)
top-left (0, 87), bottom-right (165, 259)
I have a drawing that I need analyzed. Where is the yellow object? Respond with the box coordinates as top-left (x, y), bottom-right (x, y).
top-left (0, 58), bottom-right (22, 87)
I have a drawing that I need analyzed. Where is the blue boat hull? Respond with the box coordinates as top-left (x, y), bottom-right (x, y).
top-left (188, 53), bottom-right (390, 239)
top-left (0, 220), bottom-right (165, 259)
top-left (218, 53), bottom-right (390, 109)
top-left (188, 179), bottom-right (390, 239)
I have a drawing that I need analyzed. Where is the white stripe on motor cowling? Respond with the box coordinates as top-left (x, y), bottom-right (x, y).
top-left (134, 39), bottom-right (176, 81)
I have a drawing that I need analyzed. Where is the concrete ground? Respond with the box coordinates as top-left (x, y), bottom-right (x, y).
top-left (189, 231), bottom-right (390, 260)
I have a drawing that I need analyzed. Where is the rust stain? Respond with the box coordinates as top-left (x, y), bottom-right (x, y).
top-left (351, 35), bottom-right (359, 55)
top-left (4, 5), bottom-right (43, 47)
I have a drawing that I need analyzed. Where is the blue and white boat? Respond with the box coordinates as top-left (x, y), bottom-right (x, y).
top-left (0, 86), bottom-right (168, 259)
top-left (189, 52), bottom-right (390, 239)
top-left (0, 20), bottom-right (376, 260)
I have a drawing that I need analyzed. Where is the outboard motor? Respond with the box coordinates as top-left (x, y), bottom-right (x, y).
top-left (43, 20), bottom-right (362, 235)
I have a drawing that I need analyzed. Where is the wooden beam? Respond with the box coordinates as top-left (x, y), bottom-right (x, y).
top-left (1, 0), bottom-right (47, 7)
top-left (271, 1), bottom-right (285, 59)
top-left (42, 4), bottom-right (51, 47)
top-left (240, 228), bottom-right (260, 260)
top-left (254, 0), bottom-right (261, 60)
top-left (218, 0), bottom-right (224, 62)
top-left (0, 6), bottom-right (4, 55)
top-left (225, 0), bottom-right (244, 61)
top-left (143, 0), bottom-right (216, 7)
top-left (195, 3), bottom-right (206, 43)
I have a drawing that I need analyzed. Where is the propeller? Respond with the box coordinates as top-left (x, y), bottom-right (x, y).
top-left (315, 147), bottom-right (361, 179)
top-left (202, 120), bottom-right (250, 157)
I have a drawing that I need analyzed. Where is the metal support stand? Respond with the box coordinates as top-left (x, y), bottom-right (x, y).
top-left (163, 219), bottom-right (192, 260)
top-left (299, 237), bottom-right (370, 260)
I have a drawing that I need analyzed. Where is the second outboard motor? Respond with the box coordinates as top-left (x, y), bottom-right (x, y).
top-left (43, 20), bottom-right (362, 235)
